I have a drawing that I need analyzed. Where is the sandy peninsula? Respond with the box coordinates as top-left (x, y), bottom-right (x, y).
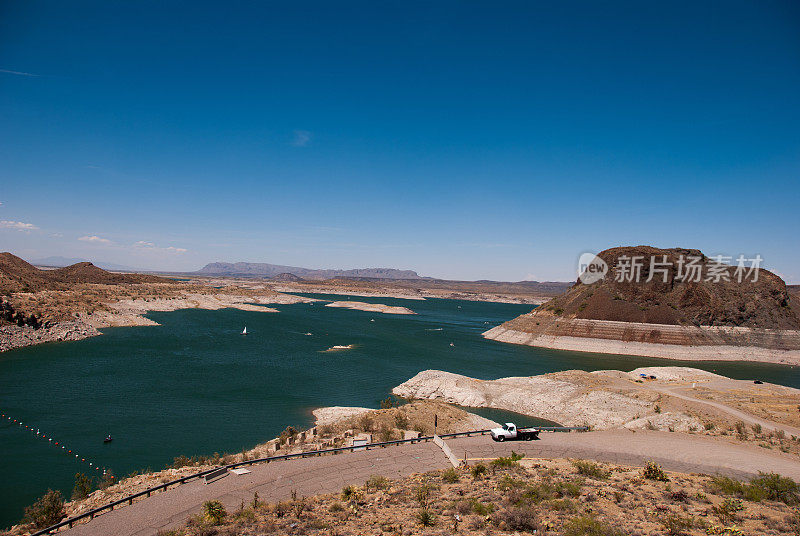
top-left (324, 301), bottom-right (415, 315)
top-left (393, 366), bottom-right (800, 439)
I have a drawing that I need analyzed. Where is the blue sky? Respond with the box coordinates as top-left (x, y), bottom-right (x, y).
top-left (1, 1), bottom-right (798, 281)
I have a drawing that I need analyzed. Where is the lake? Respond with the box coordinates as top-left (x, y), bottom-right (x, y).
top-left (1, 293), bottom-right (798, 527)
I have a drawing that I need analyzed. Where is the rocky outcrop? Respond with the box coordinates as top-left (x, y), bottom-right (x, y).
top-left (0, 321), bottom-right (100, 352)
top-left (393, 369), bottom-right (703, 431)
top-left (484, 245), bottom-right (800, 361)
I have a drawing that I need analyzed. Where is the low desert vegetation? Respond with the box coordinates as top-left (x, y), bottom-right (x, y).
top-left (142, 458), bottom-right (800, 536)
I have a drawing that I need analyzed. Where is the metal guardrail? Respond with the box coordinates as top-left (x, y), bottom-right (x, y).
top-left (30, 425), bottom-right (587, 535)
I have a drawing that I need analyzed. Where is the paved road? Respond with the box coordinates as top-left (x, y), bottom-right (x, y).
top-left (448, 429), bottom-right (800, 481)
top-left (63, 430), bottom-right (800, 536)
top-left (64, 441), bottom-right (450, 536)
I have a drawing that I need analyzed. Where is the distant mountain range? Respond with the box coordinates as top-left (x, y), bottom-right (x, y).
top-left (28, 256), bottom-right (142, 272)
top-left (196, 262), bottom-right (423, 280)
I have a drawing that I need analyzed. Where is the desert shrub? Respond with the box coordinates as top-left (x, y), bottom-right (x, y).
top-left (272, 501), bottom-right (291, 517)
top-left (329, 501), bottom-right (345, 512)
top-left (357, 414), bottom-right (374, 432)
top-left (708, 472), bottom-right (798, 504)
top-left (378, 426), bottom-right (395, 442)
top-left (365, 474), bottom-right (389, 490)
top-left (394, 412), bottom-right (409, 429)
top-left (572, 460), bottom-right (611, 480)
top-left (202, 500), bottom-right (227, 525)
top-left (470, 499), bottom-right (495, 516)
top-left (734, 421), bottom-right (746, 436)
top-left (492, 451), bottom-right (525, 468)
top-left (416, 508), bottom-right (437, 526)
top-left (708, 475), bottom-right (745, 496)
top-left (494, 505), bottom-right (540, 532)
top-left (661, 513), bottom-right (702, 536)
top-left (752, 423), bottom-right (763, 435)
top-left (22, 489), bottom-right (65, 529)
top-left (341, 485), bottom-right (362, 502)
top-left (750, 472), bottom-right (800, 504)
top-left (669, 489), bottom-right (689, 502)
top-left (71, 472), bottom-right (93, 500)
top-left (414, 482), bottom-right (432, 507)
top-left (99, 470), bottom-right (115, 489)
top-left (233, 507), bottom-right (256, 523)
top-left (441, 467), bottom-right (459, 483)
top-left (563, 514), bottom-right (625, 536)
top-left (643, 461), bottom-right (669, 481)
top-left (712, 501), bottom-right (740, 525)
top-left (545, 498), bottom-right (577, 512)
top-left (471, 463), bottom-right (488, 479)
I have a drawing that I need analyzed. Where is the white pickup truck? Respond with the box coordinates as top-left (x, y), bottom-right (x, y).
top-left (490, 422), bottom-right (540, 442)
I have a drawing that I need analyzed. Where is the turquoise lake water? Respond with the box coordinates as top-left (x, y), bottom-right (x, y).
top-left (2, 293), bottom-right (799, 527)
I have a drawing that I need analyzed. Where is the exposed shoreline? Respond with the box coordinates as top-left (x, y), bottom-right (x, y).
top-left (0, 292), bottom-right (314, 353)
top-left (324, 300), bottom-right (416, 315)
top-left (483, 324), bottom-right (800, 365)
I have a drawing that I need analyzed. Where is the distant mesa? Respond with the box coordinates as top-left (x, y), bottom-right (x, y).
top-left (484, 245), bottom-right (800, 363)
top-left (269, 272), bottom-right (305, 282)
top-left (196, 261), bottom-right (422, 280)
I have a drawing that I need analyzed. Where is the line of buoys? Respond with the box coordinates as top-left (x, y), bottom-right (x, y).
top-left (1, 410), bottom-right (106, 474)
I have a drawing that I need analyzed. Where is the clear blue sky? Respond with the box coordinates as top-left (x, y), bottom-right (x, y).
top-left (1, 1), bottom-right (798, 281)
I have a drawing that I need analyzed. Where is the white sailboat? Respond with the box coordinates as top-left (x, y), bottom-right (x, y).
top-left (241, 326), bottom-right (247, 335)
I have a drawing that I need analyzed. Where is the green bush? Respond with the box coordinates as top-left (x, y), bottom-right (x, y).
top-left (750, 472), bottom-right (800, 504)
top-left (470, 499), bottom-right (495, 516)
top-left (471, 463), bottom-right (488, 479)
top-left (492, 451), bottom-right (525, 468)
top-left (572, 460), bottom-right (611, 479)
top-left (22, 489), bottom-right (65, 529)
top-left (202, 500), bottom-right (227, 525)
top-left (660, 513), bottom-right (703, 536)
top-left (563, 514), bottom-right (625, 536)
top-left (416, 508), bottom-right (437, 526)
top-left (643, 461), bottom-right (669, 481)
top-left (441, 467), bottom-right (459, 483)
top-left (365, 474), bottom-right (389, 490)
top-left (71, 472), bottom-right (93, 500)
top-left (708, 472), bottom-right (799, 505)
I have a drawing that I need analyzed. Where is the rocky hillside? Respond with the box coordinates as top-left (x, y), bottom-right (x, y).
top-left (0, 253), bottom-right (168, 295)
top-left (538, 246), bottom-right (799, 329)
top-left (483, 246), bottom-right (800, 360)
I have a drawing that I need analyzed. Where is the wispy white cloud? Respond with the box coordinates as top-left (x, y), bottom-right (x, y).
top-left (79, 235), bottom-right (112, 244)
top-left (292, 130), bottom-right (312, 147)
top-left (1, 220), bottom-right (39, 231)
top-left (0, 68), bottom-right (39, 77)
top-left (133, 240), bottom-right (188, 254)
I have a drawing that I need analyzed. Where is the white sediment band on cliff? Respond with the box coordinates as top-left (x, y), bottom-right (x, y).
top-left (483, 321), bottom-right (800, 365)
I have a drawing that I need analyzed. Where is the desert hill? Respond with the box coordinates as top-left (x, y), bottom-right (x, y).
top-left (541, 246), bottom-right (799, 329)
top-left (0, 252), bottom-right (169, 295)
top-left (484, 246), bottom-right (800, 363)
